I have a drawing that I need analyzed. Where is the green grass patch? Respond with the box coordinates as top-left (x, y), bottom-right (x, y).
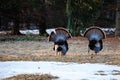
top-left (0, 35), bottom-right (45, 41)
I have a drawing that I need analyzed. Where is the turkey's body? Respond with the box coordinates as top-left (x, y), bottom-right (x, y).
top-left (53, 34), bottom-right (68, 55)
top-left (89, 39), bottom-right (103, 53)
top-left (84, 27), bottom-right (106, 56)
top-left (48, 28), bottom-right (71, 56)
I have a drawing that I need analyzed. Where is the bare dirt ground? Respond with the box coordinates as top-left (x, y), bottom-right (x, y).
top-left (0, 36), bottom-right (120, 65)
top-left (0, 36), bottom-right (120, 79)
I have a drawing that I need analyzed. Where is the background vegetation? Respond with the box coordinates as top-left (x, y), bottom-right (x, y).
top-left (0, 0), bottom-right (119, 36)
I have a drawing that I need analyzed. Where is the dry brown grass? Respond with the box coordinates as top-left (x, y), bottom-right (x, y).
top-left (4, 74), bottom-right (58, 80)
top-left (0, 36), bottom-right (120, 79)
top-left (0, 37), bottom-right (120, 65)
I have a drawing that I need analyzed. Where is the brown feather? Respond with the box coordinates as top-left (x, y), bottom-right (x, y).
top-left (55, 27), bottom-right (72, 39)
top-left (48, 27), bottom-right (72, 42)
top-left (48, 31), bottom-right (55, 42)
top-left (83, 26), bottom-right (106, 39)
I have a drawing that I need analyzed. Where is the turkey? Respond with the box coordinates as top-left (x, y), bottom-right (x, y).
top-left (83, 26), bottom-right (106, 58)
top-left (48, 27), bottom-right (72, 56)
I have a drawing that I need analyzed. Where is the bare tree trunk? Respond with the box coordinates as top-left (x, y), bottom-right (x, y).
top-left (115, 0), bottom-right (120, 36)
top-left (12, 14), bottom-right (21, 35)
top-left (38, 0), bottom-right (46, 35)
top-left (12, 21), bottom-right (21, 35)
top-left (39, 14), bottom-right (46, 35)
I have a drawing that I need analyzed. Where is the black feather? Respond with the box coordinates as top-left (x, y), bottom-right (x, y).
top-left (54, 40), bottom-right (68, 55)
top-left (84, 27), bottom-right (105, 54)
top-left (48, 28), bottom-right (71, 56)
top-left (89, 39), bottom-right (103, 53)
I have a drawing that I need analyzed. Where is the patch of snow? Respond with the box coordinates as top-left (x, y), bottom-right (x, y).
top-left (0, 28), bottom-right (116, 35)
top-left (46, 29), bottom-right (56, 35)
top-left (101, 28), bottom-right (115, 32)
top-left (0, 61), bottom-right (120, 80)
top-left (20, 29), bottom-right (39, 35)
top-left (0, 31), bottom-right (11, 34)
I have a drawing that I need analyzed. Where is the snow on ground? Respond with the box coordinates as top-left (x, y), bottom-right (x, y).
top-left (0, 28), bottom-right (115, 35)
top-left (19, 28), bottom-right (115, 35)
top-left (0, 61), bottom-right (120, 80)
top-left (20, 29), bottom-right (39, 34)
top-left (101, 28), bottom-right (115, 32)
top-left (46, 28), bottom-right (55, 35)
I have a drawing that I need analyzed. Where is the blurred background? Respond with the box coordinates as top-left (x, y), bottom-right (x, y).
top-left (0, 0), bottom-right (119, 36)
